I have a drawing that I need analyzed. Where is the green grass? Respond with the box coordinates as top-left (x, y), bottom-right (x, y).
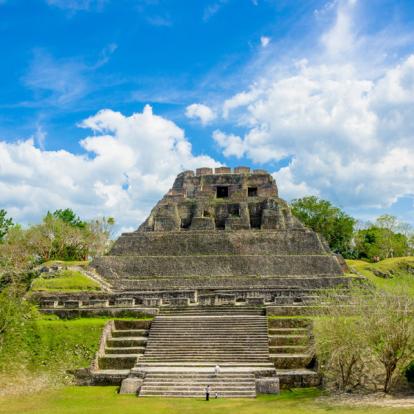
top-left (0, 318), bottom-right (108, 377)
top-left (346, 257), bottom-right (414, 296)
top-left (0, 386), bottom-right (411, 414)
top-left (31, 269), bottom-right (101, 292)
top-left (41, 260), bottom-right (90, 267)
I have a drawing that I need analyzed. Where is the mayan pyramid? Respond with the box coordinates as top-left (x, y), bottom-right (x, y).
top-left (92, 167), bottom-right (348, 305)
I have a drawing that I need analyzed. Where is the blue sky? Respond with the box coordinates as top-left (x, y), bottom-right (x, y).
top-left (0, 0), bottom-right (414, 231)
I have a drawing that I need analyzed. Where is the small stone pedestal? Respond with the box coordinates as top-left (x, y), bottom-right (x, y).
top-left (255, 377), bottom-right (280, 394)
top-left (119, 377), bottom-right (143, 395)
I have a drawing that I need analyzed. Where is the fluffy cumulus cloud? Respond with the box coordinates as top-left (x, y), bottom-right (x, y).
top-left (216, 0), bottom-right (414, 209)
top-left (185, 103), bottom-right (216, 125)
top-left (0, 105), bottom-right (218, 231)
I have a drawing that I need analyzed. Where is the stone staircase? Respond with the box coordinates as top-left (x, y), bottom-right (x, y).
top-left (89, 320), bottom-right (151, 384)
top-left (139, 371), bottom-right (256, 397)
top-left (132, 313), bottom-right (275, 397)
top-left (159, 305), bottom-right (265, 316)
top-left (268, 318), bottom-right (320, 388)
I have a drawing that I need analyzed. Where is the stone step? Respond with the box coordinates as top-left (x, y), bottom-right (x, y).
top-left (160, 309), bottom-right (264, 315)
top-left (146, 336), bottom-right (269, 340)
top-left (270, 353), bottom-right (313, 369)
top-left (89, 369), bottom-right (130, 385)
top-left (138, 369), bottom-right (256, 397)
top-left (111, 329), bottom-right (149, 337)
top-left (275, 369), bottom-right (321, 389)
top-left (268, 328), bottom-right (308, 335)
top-left (113, 320), bottom-right (152, 330)
top-left (153, 317), bottom-right (266, 322)
top-left (269, 345), bottom-right (309, 354)
top-left (105, 346), bottom-right (146, 354)
top-left (269, 335), bottom-right (309, 346)
top-left (143, 382), bottom-right (254, 387)
top-left (143, 349), bottom-right (269, 353)
top-left (141, 359), bottom-right (271, 362)
top-left (141, 356), bottom-right (271, 360)
top-left (139, 391), bottom-right (256, 398)
top-left (137, 362), bottom-right (275, 367)
top-left (268, 318), bottom-right (312, 328)
top-left (106, 337), bottom-right (148, 347)
top-left (98, 355), bottom-right (139, 370)
top-left (140, 386), bottom-right (256, 392)
top-left (144, 348), bottom-right (269, 352)
top-left (148, 325), bottom-right (267, 329)
top-left (143, 373), bottom-right (257, 378)
top-left (143, 379), bottom-right (254, 384)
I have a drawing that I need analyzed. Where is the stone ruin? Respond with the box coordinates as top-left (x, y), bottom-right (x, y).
top-left (43, 167), bottom-right (356, 395)
top-left (83, 166), bottom-right (349, 310)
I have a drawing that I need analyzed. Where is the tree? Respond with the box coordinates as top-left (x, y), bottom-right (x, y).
top-left (87, 217), bottom-right (115, 257)
top-left (290, 196), bottom-right (356, 256)
top-left (51, 209), bottom-right (86, 229)
top-left (314, 287), bottom-right (414, 393)
top-left (314, 292), bottom-right (366, 391)
top-left (0, 225), bottom-right (35, 291)
top-left (354, 216), bottom-right (411, 260)
top-left (0, 210), bottom-right (13, 242)
top-left (362, 291), bottom-right (414, 393)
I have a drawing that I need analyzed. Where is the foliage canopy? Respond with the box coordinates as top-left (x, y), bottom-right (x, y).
top-left (290, 196), bottom-right (356, 256)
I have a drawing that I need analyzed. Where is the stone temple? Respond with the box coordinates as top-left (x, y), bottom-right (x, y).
top-left (92, 166), bottom-right (347, 304)
top-left (37, 167), bottom-right (354, 397)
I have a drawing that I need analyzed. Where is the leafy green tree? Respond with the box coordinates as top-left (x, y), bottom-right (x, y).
top-left (354, 215), bottom-right (411, 260)
top-left (290, 196), bottom-right (356, 256)
top-left (0, 210), bottom-right (13, 242)
top-left (51, 208), bottom-right (86, 229)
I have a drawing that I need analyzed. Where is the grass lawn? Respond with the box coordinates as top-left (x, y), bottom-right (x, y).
top-left (0, 387), bottom-right (411, 414)
top-left (41, 260), bottom-right (90, 267)
top-left (31, 269), bottom-right (101, 292)
top-left (0, 318), bottom-right (107, 376)
top-left (346, 257), bottom-right (414, 296)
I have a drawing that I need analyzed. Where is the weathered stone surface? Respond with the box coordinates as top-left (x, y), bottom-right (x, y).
top-left (255, 377), bottom-right (280, 394)
top-left (119, 377), bottom-right (143, 394)
top-left (34, 168), bottom-right (353, 313)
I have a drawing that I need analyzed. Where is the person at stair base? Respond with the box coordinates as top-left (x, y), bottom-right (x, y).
top-left (214, 364), bottom-right (221, 376)
top-left (205, 385), bottom-right (210, 401)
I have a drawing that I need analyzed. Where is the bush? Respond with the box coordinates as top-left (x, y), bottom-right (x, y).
top-left (314, 286), bottom-right (414, 393)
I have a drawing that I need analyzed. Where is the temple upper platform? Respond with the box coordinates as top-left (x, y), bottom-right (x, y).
top-left (138, 167), bottom-right (304, 232)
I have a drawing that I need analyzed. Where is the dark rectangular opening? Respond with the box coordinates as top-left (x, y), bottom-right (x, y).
top-left (248, 187), bottom-right (258, 197)
top-left (216, 186), bottom-right (228, 198)
top-left (228, 204), bottom-right (240, 217)
top-left (180, 218), bottom-right (190, 229)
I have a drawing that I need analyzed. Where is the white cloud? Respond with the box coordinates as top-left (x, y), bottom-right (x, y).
top-left (212, 130), bottom-right (244, 158)
top-left (185, 103), bottom-right (216, 125)
top-left (260, 36), bottom-right (270, 48)
top-left (0, 105), bottom-right (218, 230)
top-left (216, 0), bottom-right (414, 210)
top-left (320, 0), bottom-right (357, 58)
top-left (222, 89), bottom-right (259, 119)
